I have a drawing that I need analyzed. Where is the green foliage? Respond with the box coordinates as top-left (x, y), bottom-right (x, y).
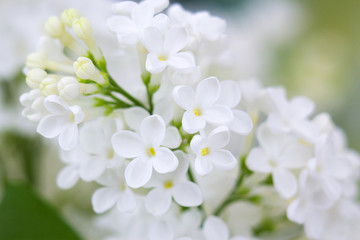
top-left (0, 184), bottom-right (81, 240)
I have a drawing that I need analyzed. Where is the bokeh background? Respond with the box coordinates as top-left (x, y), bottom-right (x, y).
top-left (0, 0), bottom-right (359, 239)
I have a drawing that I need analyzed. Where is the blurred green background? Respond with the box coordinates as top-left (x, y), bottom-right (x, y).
top-left (0, 0), bottom-right (359, 239)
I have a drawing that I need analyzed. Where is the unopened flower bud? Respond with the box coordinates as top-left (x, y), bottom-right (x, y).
top-left (26, 52), bottom-right (47, 69)
top-left (61, 8), bottom-right (81, 27)
top-left (40, 77), bottom-right (59, 96)
top-left (73, 57), bottom-right (105, 84)
top-left (26, 68), bottom-right (47, 89)
top-left (72, 18), bottom-right (93, 40)
top-left (58, 77), bottom-right (80, 100)
top-left (45, 16), bottom-right (65, 38)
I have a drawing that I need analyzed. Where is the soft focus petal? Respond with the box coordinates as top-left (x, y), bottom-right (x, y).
top-left (290, 96), bottom-right (315, 120)
top-left (168, 52), bottom-right (195, 71)
top-left (207, 126), bottom-right (230, 149)
top-left (162, 126), bottom-right (181, 149)
top-left (37, 115), bottom-right (66, 138)
top-left (195, 156), bottom-right (213, 176)
top-left (216, 80), bottom-right (241, 108)
top-left (145, 188), bottom-right (172, 216)
top-left (148, 221), bottom-right (174, 240)
top-left (203, 105), bottom-right (233, 125)
top-left (80, 158), bottom-right (106, 182)
top-left (172, 181), bottom-right (203, 207)
top-left (125, 157), bottom-right (153, 188)
top-left (164, 27), bottom-right (188, 54)
top-left (172, 85), bottom-right (195, 110)
top-left (140, 115), bottom-right (166, 147)
top-left (246, 148), bottom-right (272, 173)
top-left (131, 2), bottom-right (155, 27)
top-left (208, 149), bottom-right (237, 170)
top-left (124, 107), bottom-right (149, 132)
top-left (203, 216), bottom-right (229, 240)
top-left (58, 124), bottom-right (78, 151)
top-left (195, 77), bottom-right (220, 107)
top-left (117, 188), bottom-right (137, 212)
top-left (143, 27), bottom-right (163, 54)
top-left (153, 147), bottom-right (178, 173)
top-left (91, 187), bottom-right (119, 213)
top-left (112, 131), bottom-right (145, 158)
top-left (273, 169), bottom-right (297, 199)
top-left (56, 165), bottom-right (79, 189)
top-left (230, 110), bottom-right (253, 135)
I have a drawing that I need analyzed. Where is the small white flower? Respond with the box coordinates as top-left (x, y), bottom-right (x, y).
top-left (190, 126), bottom-right (237, 176)
top-left (145, 151), bottom-right (203, 216)
top-left (111, 115), bottom-right (179, 188)
top-left (143, 26), bottom-right (195, 74)
top-left (172, 77), bottom-right (233, 134)
top-left (246, 124), bottom-right (312, 198)
top-left (19, 89), bottom-right (47, 122)
top-left (37, 95), bottom-right (84, 151)
top-left (91, 168), bottom-right (136, 214)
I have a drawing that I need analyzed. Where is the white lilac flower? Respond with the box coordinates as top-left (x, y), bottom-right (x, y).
top-left (265, 87), bottom-right (316, 140)
top-left (91, 168), bottom-right (136, 214)
top-left (172, 77), bottom-right (233, 134)
top-left (246, 124), bottom-right (312, 199)
top-left (111, 115), bottom-right (179, 188)
top-left (145, 151), bottom-right (202, 216)
top-left (107, 1), bottom-right (169, 45)
top-left (112, 0), bottom-right (169, 16)
top-left (148, 220), bottom-right (192, 240)
top-left (190, 126), bottom-right (237, 176)
top-left (203, 216), bottom-right (257, 240)
top-left (37, 95), bottom-right (84, 151)
top-left (143, 27), bottom-right (195, 74)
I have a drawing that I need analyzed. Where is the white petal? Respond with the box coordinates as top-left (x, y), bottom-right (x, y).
top-left (194, 156), bottom-right (213, 176)
top-left (203, 105), bottom-right (233, 125)
top-left (168, 52), bottom-right (195, 71)
top-left (273, 169), bottom-right (297, 199)
top-left (230, 110), bottom-right (253, 135)
top-left (117, 188), bottom-right (136, 212)
top-left (80, 158), bottom-right (106, 182)
top-left (162, 126), bottom-right (181, 149)
top-left (207, 126), bottom-right (230, 149)
top-left (257, 124), bottom-right (288, 157)
top-left (124, 107), bottom-right (149, 131)
top-left (91, 187), bottom-right (119, 213)
top-left (246, 148), bottom-right (272, 173)
top-left (132, 2), bottom-right (155, 27)
top-left (208, 149), bottom-right (237, 170)
top-left (140, 115), bottom-right (166, 147)
top-left (43, 95), bottom-right (68, 114)
top-left (172, 85), bottom-right (195, 110)
top-left (153, 99), bottom-right (174, 125)
top-left (278, 143), bottom-right (311, 169)
top-left (164, 27), bottom-right (188, 54)
top-left (148, 0), bottom-right (169, 13)
top-left (58, 124), bottom-right (78, 151)
top-left (125, 157), bottom-right (153, 188)
top-left (146, 53), bottom-right (168, 74)
top-left (172, 181), bottom-right (202, 207)
top-left (153, 147), bottom-right (178, 173)
top-left (182, 110), bottom-right (206, 134)
top-left (56, 165), bottom-right (79, 189)
top-left (216, 80), bottom-right (241, 108)
top-left (148, 221), bottom-right (174, 240)
top-left (111, 131), bottom-right (145, 158)
top-left (287, 199), bottom-right (306, 224)
top-left (145, 188), bottom-right (172, 216)
top-left (304, 211), bottom-right (326, 239)
top-left (290, 96), bottom-right (315, 120)
top-left (143, 27), bottom-right (163, 54)
top-left (190, 134), bottom-right (204, 155)
top-left (112, 1), bottom-right (137, 15)
top-left (195, 77), bottom-right (221, 107)
top-left (203, 216), bottom-right (229, 240)
top-left (79, 122), bottom-right (105, 154)
top-left (37, 115), bottom-right (66, 138)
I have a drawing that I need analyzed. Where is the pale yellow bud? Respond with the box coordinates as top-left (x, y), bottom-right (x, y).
top-left (61, 8), bottom-right (81, 27)
top-left (72, 18), bottom-right (93, 40)
top-left (45, 16), bottom-right (65, 38)
top-left (26, 52), bottom-right (47, 69)
top-left (40, 77), bottom-right (59, 96)
top-left (26, 68), bottom-right (47, 89)
top-left (73, 57), bottom-right (105, 84)
top-left (57, 76), bottom-right (80, 100)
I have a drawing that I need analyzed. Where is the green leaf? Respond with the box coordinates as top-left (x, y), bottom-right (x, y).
top-left (0, 184), bottom-right (82, 240)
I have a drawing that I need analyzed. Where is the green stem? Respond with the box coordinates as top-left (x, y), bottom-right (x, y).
top-left (213, 155), bottom-right (252, 216)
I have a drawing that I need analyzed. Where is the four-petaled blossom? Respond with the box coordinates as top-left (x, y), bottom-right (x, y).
top-left (190, 126), bottom-right (237, 176)
top-left (145, 151), bottom-right (203, 216)
top-left (111, 115), bottom-right (179, 188)
top-left (143, 27), bottom-right (195, 74)
top-left (91, 168), bottom-right (136, 213)
top-left (246, 124), bottom-right (312, 199)
top-left (37, 95), bottom-right (84, 150)
top-left (173, 77), bottom-right (233, 134)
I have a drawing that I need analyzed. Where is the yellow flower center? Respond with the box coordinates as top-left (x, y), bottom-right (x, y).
top-left (148, 147), bottom-right (156, 156)
top-left (158, 54), bottom-right (167, 61)
top-left (200, 147), bottom-right (209, 156)
top-left (193, 109), bottom-right (201, 116)
top-left (164, 180), bottom-right (173, 189)
top-left (107, 149), bottom-right (114, 159)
